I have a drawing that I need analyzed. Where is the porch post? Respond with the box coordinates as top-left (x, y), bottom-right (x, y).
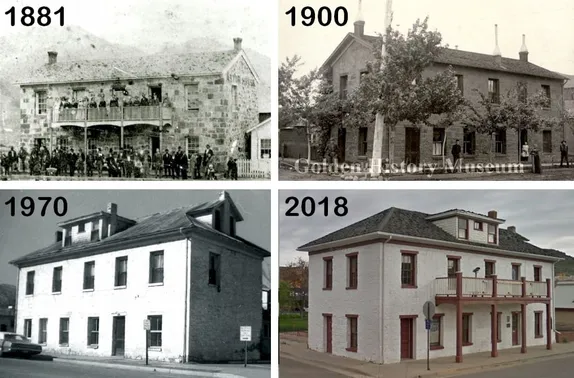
top-left (159, 104), bottom-right (163, 152)
top-left (521, 277), bottom-right (527, 353)
top-left (84, 126), bottom-right (88, 175)
top-left (491, 274), bottom-right (498, 357)
top-left (456, 271), bottom-right (463, 363)
top-left (546, 278), bottom-right (552, 350)
top-left (120, 105), bottom-right (124, 149)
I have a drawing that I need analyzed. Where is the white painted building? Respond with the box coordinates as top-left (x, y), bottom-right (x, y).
top-left (298, 207), bottom-right (563, 364)
top-left (10, 192), bottom-right (270, 363)
top-left (246, 117), bottom-right (271, 176)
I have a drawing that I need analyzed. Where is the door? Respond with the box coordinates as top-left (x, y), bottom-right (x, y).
top-left (324, 315), bottom-right (332, 353)
top-left (337, 128), bottom-right (346, 162)
top-left (150, 136), bottom-right (160, 155)
top-left (112, 316), bottom-right (126, 356)
top-left (150, 86), bottom-right (162, 102)
top-left (404, 127), bottom-right (420, 165)
top-left (511, 312), bottom-right (520, 346)
top-left (520, 129), bottom-right (528, 161)
top-left (400, 318), bottom-right (414, 359)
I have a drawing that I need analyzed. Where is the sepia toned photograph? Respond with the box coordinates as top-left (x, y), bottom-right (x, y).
top-left (0, 190), bottom-right (271, 377)
top-left (279, 190), bottom-right (574, 378)
top-left (279, 0), bottom-right (574, 181)
top-left (0, 0), bottom-right (271, 181)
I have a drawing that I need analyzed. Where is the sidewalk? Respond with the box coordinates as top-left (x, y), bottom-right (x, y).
top-left (280, 333), bottom-right (574, 378)
top-left (47, 353), bottom-right (270, 378)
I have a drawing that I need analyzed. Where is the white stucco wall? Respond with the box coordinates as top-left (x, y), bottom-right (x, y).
top-left (16, 240), bottom-right (188, 361)
top-left (432, 216), bottom-right (499, 245)
top-left (249, 120), bottom-right (271, 172)
top-left (555, 282), bottom-right (574, 309)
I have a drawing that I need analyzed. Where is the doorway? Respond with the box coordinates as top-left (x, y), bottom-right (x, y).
top-left (324, 315), bottom-right (332, 353)
top-left (404, 127), bottom-right (420, 165)
top-left (520, 129), bottom-right (528, 161)
top-left (150, 136), bottom-right (160, 156)
top-left (150, 86), bottom-right (162, 102)
top-left (511, 312), bottom-right (521, 346)
top-left (337, 128), bottom-right (346, 162)
top-left (112, 316), bottom-right (126, 356)
top-left (400, 317), bottom-right (414, 359)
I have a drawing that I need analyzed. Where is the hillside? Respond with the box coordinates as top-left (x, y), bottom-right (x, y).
top-left (0, 284), bottom-right (16, 308)
top-left (546, 248), bottom-right (574, 276)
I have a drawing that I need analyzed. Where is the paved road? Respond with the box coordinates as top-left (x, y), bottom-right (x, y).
top-left (279, 356), bottom-right (348, 378)
top-left (458, 355), bottom-right (574, 378)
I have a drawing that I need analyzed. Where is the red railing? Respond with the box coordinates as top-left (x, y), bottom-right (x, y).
top-left (435, 274), bottom-right (550, 299)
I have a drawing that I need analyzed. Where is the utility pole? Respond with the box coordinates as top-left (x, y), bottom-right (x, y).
top-left (370, 0), bottom-right (393, 175)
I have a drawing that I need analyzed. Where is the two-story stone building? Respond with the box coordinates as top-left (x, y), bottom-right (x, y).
top-left (9, 192), bottom-right (270, 363)
top-left (17, 38), bottom-right (260, 168)
top-left (321, 8), bottom-right (570, 165)
top-left (298, 207), bottom-right (564, 364)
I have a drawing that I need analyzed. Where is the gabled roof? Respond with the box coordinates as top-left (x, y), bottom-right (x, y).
top-left (298, 207), bottom-right (565, 259)
top-left (57, 211), bottom-right (135, 228)
top-left (321, 32), bottom-right (567, 81)
top-left (247, 117), bottom-right (271, 133)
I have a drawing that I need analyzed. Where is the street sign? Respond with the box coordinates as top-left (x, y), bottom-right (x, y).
top-left (425, 319), bottom-right (432, 330)
top-left (240, 326), bottom-right (252, 342)
top-left (423, 301), bottom-right (435, 319)
top-left (143, 319), bottom-right (151, 331)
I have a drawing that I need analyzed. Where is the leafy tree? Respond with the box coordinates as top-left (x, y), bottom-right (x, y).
top-left (279, 280), bottom-right (294, 312)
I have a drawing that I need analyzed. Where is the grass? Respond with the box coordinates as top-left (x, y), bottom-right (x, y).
top-left (279, 313), bottom-right (308, 333)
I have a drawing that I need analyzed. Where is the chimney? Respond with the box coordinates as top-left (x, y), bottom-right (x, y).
top-left (493, 24), bottom-right (502, 65)
top-left (519, 34), bottom-right (529, 62)
top-left (233, 38), bottom-right (242, 51)
top-left (507, 226), bottom-right (516, 233)
top-left (55, 231), bottom-right (63, 242)
top-left (353, 0), bottom-right (365, 37)
top-left (107, 202), bottom-right (118, 236)
top-left (48, 51), bottom-right (58, 64)
top-left (487, 210), bottom-right (498, 219)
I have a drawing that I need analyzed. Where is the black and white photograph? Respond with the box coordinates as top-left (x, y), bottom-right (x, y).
top-left (279, 0), bottom-right (574, 181)
top-left (0, 0), bottom-right (272, 181)
top-left (0, 190), bottom-right (271, 378)
top-left (279, 190), bottom-right (574, 378)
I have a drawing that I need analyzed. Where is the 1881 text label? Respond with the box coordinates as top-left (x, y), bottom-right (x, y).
top-left (5, 6), bottom-right (64, 27)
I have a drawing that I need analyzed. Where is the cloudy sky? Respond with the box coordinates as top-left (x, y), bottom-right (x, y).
top-left (279, 0), bottom-right (574, 76)
top-left (0, 190), bottom-right (270, 285)
top-left (1, 0), bottom-right (272, 55)
top-left (280, 190), bottom-right (574, 265)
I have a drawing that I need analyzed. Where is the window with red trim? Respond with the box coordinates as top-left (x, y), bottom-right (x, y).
top-left (488, 224), bottom-right (497, 243)
top-left (534, 312), bottom-right (543, 338)
top-left (401, 253), bottom-right (416, 287)
top-left (346, 315), bottom-right (358, 351)
top-left (324, 258), bottom-right (333, 290)
top-left (534, 266), bottom-right (542, 282)
top-left (458, 219), bottom-right (469, 239)
top-left (347, 254), bottom-right (358, 289)
top-left (462, 314), bottom-right (472, 345)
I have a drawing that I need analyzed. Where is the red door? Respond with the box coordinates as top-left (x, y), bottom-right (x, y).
top-left (325, 315), bottom-right (332, 353)
top-left (400, 318), bottom-right (414, 359)
top-left (512, 313), bottom-right (520, 346)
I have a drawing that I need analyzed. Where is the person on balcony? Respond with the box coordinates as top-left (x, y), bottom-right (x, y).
top-left (162, 94), bottom-right (172, 108)
top-left (98, 94), bottom-right (106, 108)
top-left (77, 97), bottom-right (87, 121)
top-left (151, 93), bottom-right (160, 106)
top-left (110, 94), bottom-right (119, 107)
top-left (132, 95), bottom-right (141, 107)
top-left (140, 94), bottom-right (150, 107)
top-left (89, 96), bottom-right (98, 109)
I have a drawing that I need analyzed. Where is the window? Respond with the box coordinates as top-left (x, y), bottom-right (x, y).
top-left (115, 256), bottom-right (128, 287)
top-left (185, 84), bottom-right (200, 110)
top-left (84, 261), bottom-right (95, 290)
top-left (534, 312), bottom-right (543, 338)
top-left (229, 217), bottom-right (236, 237)
top-left (358, 127), bottom-right (368, 156)
top-left (447, 257), bottom-right (459, 277)
top-left (260, 138), bottom-right (271, 158)
top-left (214, 209), bottom-right (222, 231)
top-left (59, 318), bottom-right (69, 345)
top-left (87, 317), bottom-right (99, 345)
top-left (401, 252), bottom-right (417, 287)
top-left (511, 263), bottom-right (521, 281)
top-left (462, 128), bottom-right (475, 155)
top-left (542, 130), bottom-right (552, 153)
top-left (496, 312), bottom-right (502, 342)
top-left (474, 221), bottom-right (483, 231)
top-left (72, 89), bottom-right (86, 101)
top-left (339, 75), bottom-right (348, 100)
top-left (462, 313), bottom-right (472, 345)
top-left (456, 74), bottom-right (464, 93)
top-left (323, 257), bottom-right (333, 290)
top-left (148, 315), bottom-right (163, 347)
top-left (39, 318), bottom-right (47, 344)
top-left (26, 271), bottom-right (35, 295)
top-left (232, 85), bottom-right (238, 107)
top-left (485, 260), bottom-right (496, 278)
top-left (541, 85), bottom-right (551, 107)
top-left (347, 253), bottom-right (358, 289)
top-left (187, 136), bottom-right (200, 156)
top-left (488, 224), bottom-right (497, 243)
top-left (149, 251), bottom-right (164, 284)
top-left (432, 128), bottom-right (445, 156)
top-left (36, 91), bottom-right (47, 114)
top-left (518, 82), bottom-right (528, 103)
top-left (56, 137), bottom-right (69, 150)
top-left (494, 130), bottom-right (506, 154)
top-left (90, 221), bottom-right (99, 241)
top-left (488, 79), bottom-right (500, 104)
top-left (359, 70), bottom-right (368, 83)
top-left (64, 235), bottom-right (72, 246)
top-left (534, 266), bottom-right (542, 282)
top-left (346, 315), bottom-right (358, 352)
top-left (430, 314), bottom-right (443, 349)
top-left (52, 266), bottom-right (63, 293)
top-left (458, 219), bottom-right (468, 239)
top-left (78, 223), bottom-right (86, 233)
top-left (24, 319), bottom-right (32, 338)
top-left (209, 253), bottom-right (221, 286)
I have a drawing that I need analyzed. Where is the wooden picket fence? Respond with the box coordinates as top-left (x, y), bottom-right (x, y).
top-left (236, 158), bottom-right (270, 179)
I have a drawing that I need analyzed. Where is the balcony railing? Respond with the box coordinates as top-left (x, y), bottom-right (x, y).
top-left (435, 273), bottom-right (550, 300)
top-left (53, 106), bottom-right (172, 123)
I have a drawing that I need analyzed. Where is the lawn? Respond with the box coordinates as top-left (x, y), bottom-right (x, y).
top-left (280, 313), bottom-right (308, 333)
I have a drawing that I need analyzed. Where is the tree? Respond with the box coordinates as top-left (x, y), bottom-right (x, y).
top-left (279, 280), bottom-right (293, 312)
top-left (283, 258), bottom-right (309, 314)
top-left (346, 17), bottom-right (466, 163)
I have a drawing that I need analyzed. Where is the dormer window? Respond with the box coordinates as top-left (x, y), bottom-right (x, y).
top-left (78, 223), bottom-right (85, 233)
top-left (473, 221), bottom-right (483, 231)
top-left (214, 209), bottom-right (222, 232)
top-left (458, 219), bottom-right (469, 240)
top-left (488, 224), bottom-right (497, 243)
top-left (64, 235), bottom-right (72, 246)
top-left (91, 221), bottom-right (100, 241)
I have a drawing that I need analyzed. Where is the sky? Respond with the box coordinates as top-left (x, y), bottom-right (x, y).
top-left (0, 0), bottom-right (272, 55)
top-left (280, 190), bottom-right (574, 266)
top-left (0, 190), bottom-right (270, 285)
top-left (279, 0), bottom-right (574, 76)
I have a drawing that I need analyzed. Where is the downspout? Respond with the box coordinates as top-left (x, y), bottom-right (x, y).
top-left (180, 228), bottom-right (192, 363)
top-left (552, 260), bottom-right (558, 338)
top-left (14, 267), bottom-right (20, 332)
top-left (380, 236), bottom-right (392, 364)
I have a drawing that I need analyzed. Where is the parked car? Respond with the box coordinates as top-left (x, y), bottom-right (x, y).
top-left (0, 332), bottom-right (42, 357)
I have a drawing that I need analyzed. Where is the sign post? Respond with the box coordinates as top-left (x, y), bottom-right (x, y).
top-left (240, 326), bottom-right (252, 368)
top-left (423, 301), bottom-right (436, 371)
top-left (143, 319), bottom-right (151, 366)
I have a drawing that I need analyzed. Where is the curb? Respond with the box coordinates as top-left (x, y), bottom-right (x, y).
top-left (281, 351), bottom-right (376, 378)
top-left (53, 358), bottom-right (246, 378)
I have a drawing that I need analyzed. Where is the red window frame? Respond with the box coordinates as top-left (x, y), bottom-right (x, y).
top-left (346, 314), bottom-right (358, 352)
top-left (346, 252), bottom-right (358, 290)
top-left (401, 251), bottom-right (418, 288)
top-left (323, 257), bottom-right (333, 290)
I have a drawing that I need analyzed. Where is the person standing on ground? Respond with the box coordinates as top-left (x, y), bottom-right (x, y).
top-left (451, 139), bottom-right (461, 167)
top-left (560, 140), bottom-right (569, 168)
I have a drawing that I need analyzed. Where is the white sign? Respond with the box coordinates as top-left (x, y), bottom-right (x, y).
top-left (143, 319), bottom-right (150, 331)
top-left (240, 326), bottom-right (251, 342)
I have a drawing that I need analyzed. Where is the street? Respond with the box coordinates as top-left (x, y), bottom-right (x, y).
top-left (457, 355), bottom-right (574, 378)
top-left (279, 356), bottom-right (348, 378)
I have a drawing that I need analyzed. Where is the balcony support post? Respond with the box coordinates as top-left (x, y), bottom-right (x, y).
top-left (455, 271), bottom-right (463, 363)
top-left (492, 274), bottom-right (497, 297)
top-left (521, 303), bottom-right (527, 353)
top-left (491, 303), bottom-right (498, 357)
top-left (546, 278), bottom-right (552, 350)
top-left (159, 105), bottom-right (163, 152)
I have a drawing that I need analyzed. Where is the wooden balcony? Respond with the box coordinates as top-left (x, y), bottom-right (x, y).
top-left (435, 273), bottom-right (551, 305)
top-left (51, 106), bottom-right (172, 128)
